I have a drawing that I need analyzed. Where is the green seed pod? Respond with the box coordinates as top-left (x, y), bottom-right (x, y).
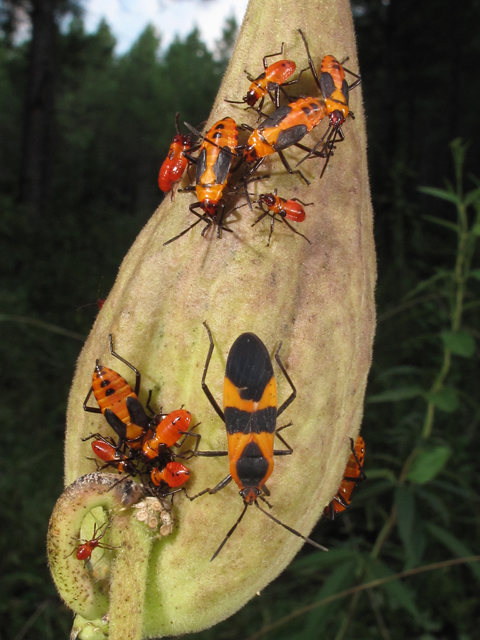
top-left (50, 0), bottom-right (376, 637)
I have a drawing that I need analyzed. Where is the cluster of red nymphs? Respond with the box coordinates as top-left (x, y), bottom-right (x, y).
top-left (83, 334), bottom-right (199, 497)
top-left (158, 30), bottom-right (361, 247)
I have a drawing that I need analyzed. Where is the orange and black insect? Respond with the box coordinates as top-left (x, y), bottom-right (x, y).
top-left (242, 96), bottom-right (328, 185)
top-left (163, 117), bottom-right (239, 245)
top-left (324, 436), bottom-right (366, 519)
top-left (225, 43), bottom-right (301, 111)
top-left (83, 334), bottom-right (151, 450)
top-left (188, 322), bottom-right (328, 561)
top-left (151, 461), bottom-right (191, 488)
top-left (86, 434), bottom-right (138, 475)
top-left (298, 29), bottom-right (361, 176)
top-left (67, 521), bottom-right (117, 562)
top-left (142, 409), bottom-right (200, 460)
top-left (252, 189), bottom-right (312, 245)
top-left (158, 113), bottom-right (194, 194)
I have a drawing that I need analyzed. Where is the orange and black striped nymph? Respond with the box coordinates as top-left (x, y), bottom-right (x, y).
top-left (324, 436), bottom-right (366, 519)
top-left (187, 322), bottom-right (328, 560)
top-left (163, 117), bottom-right (239, 245)
top-left (83, 334), bottom-right (151, 450)
top-left (298, 29), bottom-right (361, 176)
top-left (225, 43), bottom-right (300, 112)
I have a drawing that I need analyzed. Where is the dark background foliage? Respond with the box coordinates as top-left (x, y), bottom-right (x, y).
top-left (0, 0), bottom-right (479, 638)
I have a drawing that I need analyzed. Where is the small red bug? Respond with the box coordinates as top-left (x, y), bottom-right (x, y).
top-left (324, 436), bottom-right (366, 519)
top-left (163, 117), bottom-right (240, 245)
top-left (298, 29), bottom-right (361, 176)
top-left (225, 43), bottom-right (302, 111)
top-left (158, 113), bottom-right (194, 194)
top-left (151, 461), bottom-right (191, 488)
top-left (142, 409), bottom-right (200, 460)
top-left (86, 434), bottom-right (138, 475)
top-left (242, 96), bottom-right (328, 185)
top-left (68, 521), bottom-right (118, 562)
top-left (83, 335), bottom-right (152, 450)
top-left (187, 322), bottom-right (328, 561)
top-left (252, 189), bottom-right (312, 245)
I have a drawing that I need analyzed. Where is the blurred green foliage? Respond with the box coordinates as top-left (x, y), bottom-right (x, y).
top-left (0, 1), bottom-right (479, 639)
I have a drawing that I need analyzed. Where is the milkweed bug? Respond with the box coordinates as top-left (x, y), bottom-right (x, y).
top-left (67, 521), bottom-right (118, 563)
top-left (158, 113), bottom-right (194, 194)
top-left (298, 29), bottom-right (361, 176)
top-left (253, 190), bottom-right (312, 245)
top-left (86, 434), bottom-right (138, 475)
top-left (163, 117), bottom-right (239, 246)
top-left (83, 334), bottom-right (151, 450)
top-left (151, 461), bottom-right (191, 488)
top-left (324, 436), bottom-right (366, 519)
top-left (187, 322), bottom-right (328, 561)
top-left (225, 43), bottom-right (302, 112)
top-left (142, 409), bottom-right (201, 460)
top-left (242, 96), bottom-right (328, 185)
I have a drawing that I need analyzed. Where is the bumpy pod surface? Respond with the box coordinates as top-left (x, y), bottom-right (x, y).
top-left (55, 0), bottom-right (376, 637)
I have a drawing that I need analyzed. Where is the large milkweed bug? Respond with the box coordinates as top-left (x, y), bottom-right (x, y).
top-left (242, 96), bottom-right (328, 185)
top-left (187, 322), bottom-right (328, 561)
top-left (225, 43), bottom-right (302, 112)
top-left (252, 190), bottom-right (312, 245)
top-left (142, 409), bottom-right (201, 460)
top-left (158, 113), bottom-right (194, 194)
top-left (86, 434), bottom-right (138, 475)
top-left (163, 117), bottom-right (239, 246)
top-left (324, 436), bottom-right (366, 519)
top-left (151, 461), bottom-right (191, 488)
top-left (67, 521), bottom-right (118, 563)
top-left (83, 334), bottom-right (151, 450)
top-left (298, 29), bottom-right (361, 176)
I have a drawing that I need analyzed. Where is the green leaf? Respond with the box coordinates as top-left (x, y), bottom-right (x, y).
top-left (463, 187), bottom-right (480, 207)
top-left (472, 223), bottom-right (480, 236)
top-left (414, 487), bottom-right (450, 524)
top-left (425, 523), bottom-right (480, 585)
top-left (422, 214), bottom-right (460, 233)
top-left (395, 486), bottom-right (417, 568)
top-left (402, 270), bottom-right (450, 300)
top-left (367, 386), bottom-right (423, 403)
top-left (365, 558), bottom-right (421, 622)
top-left (424, 387), bottom-right (459, 413)
top-left (468, 269), bottom-right (480, 282)
top-left (291, 549), bottom-right (358, 573)
top-left (353, 479), bottom-right (395, 502)
top-left (407, 446), bottom-right (452, 484)
top-left (418, 186), bottom-right (459, 205)
top-left (302, 560), bottom-right (358, 635)
top-left (441, 330), bottom-right (476, 357)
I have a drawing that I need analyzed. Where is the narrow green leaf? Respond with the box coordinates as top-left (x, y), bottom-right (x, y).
top-left (472, 223), bottom-right (480, 236)
top-left (395, 486), bottom-right (417, 568)
top-left (463, 187), bottom-right (480, 207)
top-left (414, 487), bottom-right (450, 524)
top-left (407, 446), bottom-right (452, 484)
top-left (375, 366), bottom-right (421, 381)
top-left (365, 558), bottom-right (421, 622)
top-left (402, 270), bottom-right (450, 300)
top-left (441, 330), bottom-right (476, 357)
top-left (468, 269), bottom-right (480, 282)
top-left (418, 186), bottom-right (459, 204)
top-left (425, 523), bottom-right (480, 585)
top-left (355, 479), bottom-right (395, 502)
top-left (424, 388), bottom-right (459, 413)
top-left (367, 386), bottom-right (423, 403)
top-left (303, 560), bottom-right (358, 636)
top-left (291, 549), bottom-right (358, 573)
top-left (422, 215), bottom-right (460, 233)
